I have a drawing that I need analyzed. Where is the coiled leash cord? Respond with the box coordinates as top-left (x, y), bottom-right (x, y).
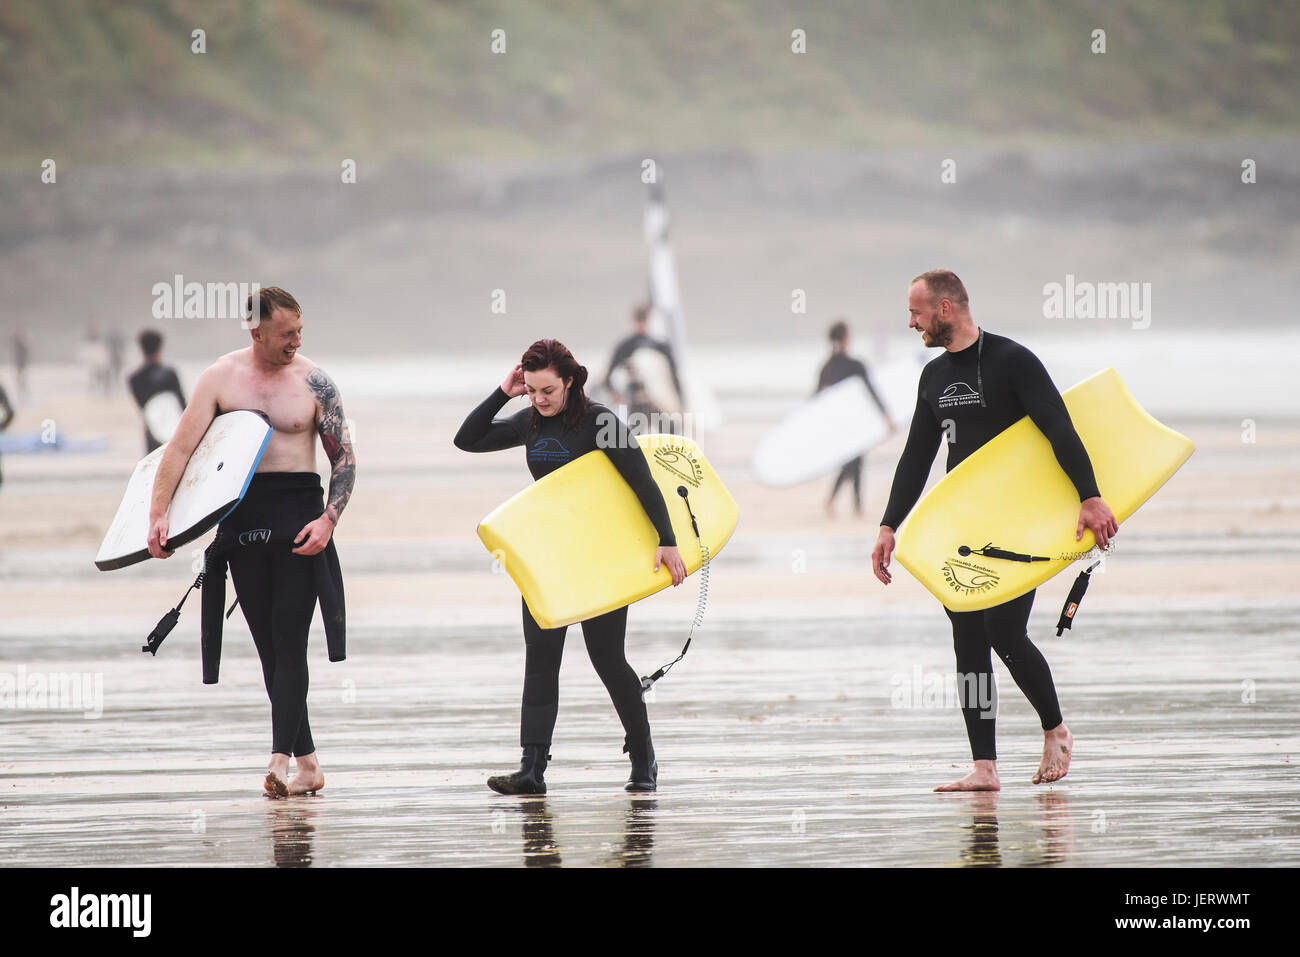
top-left (640, 486), bottom-right (711, 694)
top-left (956, 537), bottom-right (1109, 635)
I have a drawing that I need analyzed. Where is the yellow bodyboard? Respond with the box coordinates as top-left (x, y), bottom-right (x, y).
top-left (477, 434), bottom-right (739, 629)
top-left (894, 368), bottom-right (1194, 612)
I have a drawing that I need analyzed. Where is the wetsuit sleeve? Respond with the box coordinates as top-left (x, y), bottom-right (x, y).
top-left (167, 369), bottom-right (187, 409)
top-left (595, 408), bottom-right (677, 547)
top-left (856, 360), bottom-right (888, 415)
top-left (453, 387), bottom-right (525, 452)
top-left (1010, 349), bottom-right (1101, 501)
top-left (880, 382), bottom-right (943, 530)
top-left (607, 337), bottom-right (638, 378)
top-left (657, 342), bottom-right (684, 401)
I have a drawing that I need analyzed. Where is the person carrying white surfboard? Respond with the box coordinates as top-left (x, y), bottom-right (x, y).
top-left (817, 319), bottom-right (896, 517)
top-left (146, 287), bottom-right (356, 799)
top-left (604, 302), bottom-right (685, 426)
top-left (455, 338), bottom-right (687, 795)
top-left (871, 270), bottom-right (1118, 792)
top-left (127, 329), bottom-right (187, 453)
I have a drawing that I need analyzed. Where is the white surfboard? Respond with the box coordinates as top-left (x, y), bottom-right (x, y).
top-left (751, 355), bottom-right (925, 487)
top-left (95, 410), bottom-right (272, 571)
top-left (644, 180), bottom-right (723, 430)
top-left (870, 352), bottom-right (929, 425)
top-left (143, 391), bottom-right (184, 444)
top-left (625, 345), bottom-right (684, 416)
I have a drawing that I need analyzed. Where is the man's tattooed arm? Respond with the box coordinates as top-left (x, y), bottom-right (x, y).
top-left (308, 366), bottom-right (356, 524)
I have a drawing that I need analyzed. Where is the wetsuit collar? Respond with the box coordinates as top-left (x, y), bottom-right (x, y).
top-left (945, 328), bottom-right (986, 408)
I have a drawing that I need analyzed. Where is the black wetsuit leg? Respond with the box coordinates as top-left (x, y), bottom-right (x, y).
top-left (228, 546), bottom-right (318, 757)
top-left (579, 605), bottom-right (650, 741)
top-left (520, 599), bottom-right (566, 746)
top-left (519, 600), bottom-right (650, 746)
top-left (986, 591), bottom-right (1063, 733)
top-left (945, 590), bottom-right (1062, 761)
top-left (829, 456), bottom-right (864, 511)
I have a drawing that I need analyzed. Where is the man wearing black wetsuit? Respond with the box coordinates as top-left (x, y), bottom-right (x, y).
top-left (456, 339), bottom-right (687, 794)
top-left (818, 319), bottom-right (894, 517)
top-left (127, 329), bottom-right (186, 453)
top-left (604, 303), bottom-right (683, 424)
top-left (147, 287), bottom-right (354, 798)
top-left (872, 270), bottom-right (1118, 791)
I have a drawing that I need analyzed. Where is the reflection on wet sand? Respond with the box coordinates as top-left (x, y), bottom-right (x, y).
top-left (606, 798), bottom-right (657, 868)
top-left (509, 798), bottom-right (562, 868)
top-left (944, 788), bottom-right (1075, 868)
top-left (1030, 790), bottom-right (1076, 866)
top-left (499, 796), bottom-right (658, 868)
top-left (953, 791), bottom-right (1002, 868)
top-left (267, 801), bottom-right (318, 868)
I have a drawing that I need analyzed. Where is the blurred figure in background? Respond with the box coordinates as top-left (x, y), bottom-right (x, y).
top-left (0, 382), bottom-right (13, 493)
top-left (80, 322), bottom-right (111, 395)
top-left (603, 302), bottom-right (683, 431)
top-left (106, 325), bottom-right (126, 390)
top-left (818, 319), bottom-right (893, 517)
top-left (11, 327), bottom-right (30, 401)
top-left (128, 329), bottom-right (187, 453)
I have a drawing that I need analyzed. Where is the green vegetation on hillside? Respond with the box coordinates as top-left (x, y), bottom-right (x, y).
top-left (1, 0), bottom-right (1297, 169)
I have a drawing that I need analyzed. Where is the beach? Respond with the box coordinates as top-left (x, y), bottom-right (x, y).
top-left (2, 359), bottom-right (1296, 867)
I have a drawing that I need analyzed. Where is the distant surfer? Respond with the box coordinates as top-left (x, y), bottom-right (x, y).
top-left (0, 382), bottom-right (13, 492)
top-left (146, 287), bottom-right (355, 799)
top-left (11, 327), bottom-right (30, 401)
top-left (127, 329), bottom-right (187, 453)
top-left (871, 270), bottom-right (1117, 791)
top-left (603, 303), bottom-right (684, 430)
top-left (456, 338), bottom-right (687, 794)
top-left (817, 319), bottom-right (895, 517)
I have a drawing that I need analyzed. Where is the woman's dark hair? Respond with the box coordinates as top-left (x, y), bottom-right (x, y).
top-left (520, 338), bottom-right (591, 431)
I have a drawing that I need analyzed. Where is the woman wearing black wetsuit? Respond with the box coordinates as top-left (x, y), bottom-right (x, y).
top-left (455, 338), bottom-right (687, 794)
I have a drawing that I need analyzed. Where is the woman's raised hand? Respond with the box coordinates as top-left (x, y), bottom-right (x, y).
top-left (501, 363), bottom-right (526, 397)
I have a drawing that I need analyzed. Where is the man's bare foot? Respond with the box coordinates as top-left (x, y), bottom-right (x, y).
top-left (264, 771), bottom-right (288, 799)
top-left (288, 770), bottom-right (325, 795)
top-left (1033, 724), bottom-right (1073, 784)
top-left (935, 759), bottom-right (1000, 792)
top-left (265, 754), bottom-right (291, 798)
top-left (287, 753), bottom-right (325, 795)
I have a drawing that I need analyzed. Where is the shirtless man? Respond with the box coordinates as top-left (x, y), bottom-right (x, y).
top-left (147, 287), bottom-right (356, 797)
top-left (872, 270), bottom-right (1117, 791)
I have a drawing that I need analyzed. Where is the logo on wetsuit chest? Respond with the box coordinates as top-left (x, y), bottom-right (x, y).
top-left (529, 437), bottom-right (571, 463)
top-left (938, 382), bottom-right (982, 409)
top-left (942, 557), bottom-right (1000, 596)
top-left (238, 528), bottom-right (272, 545)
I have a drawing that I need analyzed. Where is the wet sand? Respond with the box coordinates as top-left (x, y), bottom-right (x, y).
top-left (1, 365), bottom-right (1298, 866)
top-left (2, 608), bottom-right (1297, 867)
